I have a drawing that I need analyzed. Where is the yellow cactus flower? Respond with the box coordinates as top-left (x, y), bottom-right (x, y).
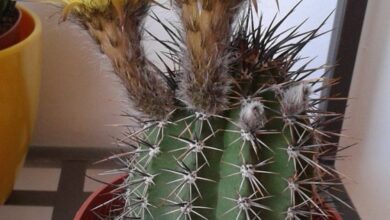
top-left (49, 0), bottom-right (128, 21)
top-left (40, 0), bottom-right (158, 21)
top-left (62, 0), bottom-right (119, 11)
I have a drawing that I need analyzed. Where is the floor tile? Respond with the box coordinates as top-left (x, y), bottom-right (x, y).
top-left (14, 168), bottom-right (61, 191)
top-left (0, 206), bottom-right (53, 220)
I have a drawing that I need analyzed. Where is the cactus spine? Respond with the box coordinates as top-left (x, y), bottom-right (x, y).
top-left (58, 0), bottom-right (348, 219)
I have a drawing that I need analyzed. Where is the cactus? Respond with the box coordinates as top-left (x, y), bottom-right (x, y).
top-left (56, 0), bottom-right (349, 219)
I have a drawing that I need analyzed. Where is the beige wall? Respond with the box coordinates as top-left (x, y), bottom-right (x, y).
top-left (337, 0), bottom-right (390, 219)
top-left (24, 3), bottom-right (130, 148)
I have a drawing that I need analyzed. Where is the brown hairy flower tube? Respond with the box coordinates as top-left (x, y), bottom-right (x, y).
top-left (175, 0), bottom-right (246, 115)
top-left (69, 1), bottom-right (175, 120)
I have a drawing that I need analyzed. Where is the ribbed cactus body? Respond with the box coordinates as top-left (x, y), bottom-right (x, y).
top-left (123, 81), bottom-right (317, 220)
top-left (126, 111), bottom-right (226, 219)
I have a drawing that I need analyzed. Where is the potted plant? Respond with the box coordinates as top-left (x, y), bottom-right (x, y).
top-left (54, 0), bottom-right (349, 219)
top-left (0, 1), bottom-right (42, 204)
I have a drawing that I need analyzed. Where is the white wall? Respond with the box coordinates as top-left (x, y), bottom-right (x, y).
top-left (22, 0), bottom-right (336, 148)
top-left (336, 0), bottom-right (390, 219)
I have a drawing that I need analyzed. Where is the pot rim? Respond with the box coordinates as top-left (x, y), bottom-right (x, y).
top-left (0, 4), bottom-right (41, 56)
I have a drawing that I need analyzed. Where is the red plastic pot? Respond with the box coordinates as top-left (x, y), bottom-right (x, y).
top-left (75, 176), bottom-right (343, 220)
top-left (326, 207), bottom-right (343, 220)
top-left (74, 176), bottom-right (125, 220)
top-left (314, 204), bottom-right (343, 220)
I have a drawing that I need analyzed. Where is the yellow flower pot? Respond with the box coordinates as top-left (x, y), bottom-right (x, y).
top-left (0, 4), bottom-right (42, 204)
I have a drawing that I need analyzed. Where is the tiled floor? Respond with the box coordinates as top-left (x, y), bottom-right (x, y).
top-left (0, 146), bottom-right (121, 220)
